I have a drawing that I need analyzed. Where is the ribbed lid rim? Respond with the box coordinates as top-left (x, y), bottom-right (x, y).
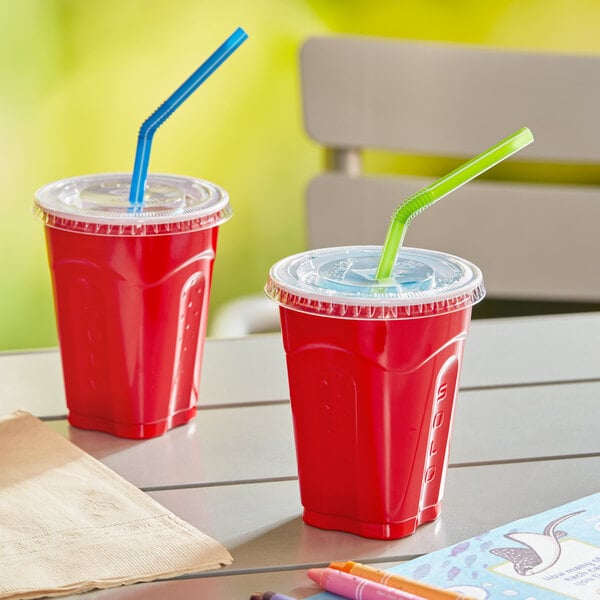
top-left (265, 246), bottom-right (485, 319)
top-left (33, 173), bottom-right (231, 236)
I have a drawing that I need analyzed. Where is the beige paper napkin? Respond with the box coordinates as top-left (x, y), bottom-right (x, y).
top-left (0, 411), bottom-right (232, 599)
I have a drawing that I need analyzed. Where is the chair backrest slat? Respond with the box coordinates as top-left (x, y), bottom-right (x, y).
top-left (308, 173), bottom-right (600, 301)
top-left (301, 36), bottom-right (600, 162)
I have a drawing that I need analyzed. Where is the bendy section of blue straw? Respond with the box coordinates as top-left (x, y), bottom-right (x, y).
top-left (129, 27), bottom-right (248, 205)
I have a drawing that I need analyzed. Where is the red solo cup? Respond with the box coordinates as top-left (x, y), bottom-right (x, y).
top-left (265, 246), bottom-right (485, 539)
top-left (34, 173), bottom-right (231, 439)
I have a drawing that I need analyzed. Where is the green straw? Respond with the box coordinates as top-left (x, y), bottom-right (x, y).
top-left (375, 127), bottom-right (534, 280)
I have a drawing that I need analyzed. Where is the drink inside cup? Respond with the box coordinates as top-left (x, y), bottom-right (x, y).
top-left (265, 246), bottom-right (484, 539)
top-left (34, 173), bottom-right (231, 439)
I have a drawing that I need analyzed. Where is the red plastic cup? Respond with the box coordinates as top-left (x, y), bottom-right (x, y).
top-left (265, 246), bottom-right (485, 539)
top-left (34, 173), bottom-right (231, 439)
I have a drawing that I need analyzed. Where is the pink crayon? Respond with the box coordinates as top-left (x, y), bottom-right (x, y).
top-left (308, 568), bottom-right (427, 600)
top-left (250, 593), bottom-right (297, 600)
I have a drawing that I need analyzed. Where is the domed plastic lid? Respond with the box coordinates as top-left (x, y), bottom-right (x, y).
top-left (265, 246), bottom-right (485, 319)
top-left (33, 173), bottom-right (231, 236)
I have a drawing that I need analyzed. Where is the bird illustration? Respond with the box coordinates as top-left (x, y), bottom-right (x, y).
top-left (489, 510), bottom-right (584, 576)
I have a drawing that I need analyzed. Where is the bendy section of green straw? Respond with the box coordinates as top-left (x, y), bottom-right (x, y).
top-left (375, 127), bottom-right (534, 280)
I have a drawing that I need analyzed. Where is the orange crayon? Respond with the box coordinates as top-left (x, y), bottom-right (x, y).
top-left (329, 561), bottom-right (477, 600)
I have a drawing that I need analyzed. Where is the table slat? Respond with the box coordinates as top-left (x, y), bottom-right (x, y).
top-left (42, 380), bottom-right (600, 489)
top-left (149, 456), bottom-right (600, 573)
top-left (3, 313), bottom-right (600, 418)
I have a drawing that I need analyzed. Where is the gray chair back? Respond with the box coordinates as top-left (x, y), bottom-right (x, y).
top-left (301, 36), bottom-right (600, 303)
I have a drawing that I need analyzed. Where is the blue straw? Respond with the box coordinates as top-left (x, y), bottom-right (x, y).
top-left (128, 26), bottom-right (248, 205)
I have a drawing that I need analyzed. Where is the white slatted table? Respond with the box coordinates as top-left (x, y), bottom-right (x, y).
top-left (2, 312), bottom-right (599, 599)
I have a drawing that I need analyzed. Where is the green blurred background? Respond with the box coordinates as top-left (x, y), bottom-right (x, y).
top-left (2, 0), bottom-right (600, 350)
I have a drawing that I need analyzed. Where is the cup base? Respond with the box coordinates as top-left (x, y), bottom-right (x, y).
top-left (67, 406), bottom-right (197, 439)
top-left (302, 502), bottom-right (441, 540)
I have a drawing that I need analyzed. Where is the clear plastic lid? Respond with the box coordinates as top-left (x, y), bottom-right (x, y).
top-left (265, 246), bottom-right (485, 319)
top-left (33, 173), bottom-right (231, 236)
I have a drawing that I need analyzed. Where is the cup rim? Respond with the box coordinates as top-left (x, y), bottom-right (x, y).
top-left (265, 245), bottom-right (485, 319)
top-left (33, 172), bottom-right (231, 236)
